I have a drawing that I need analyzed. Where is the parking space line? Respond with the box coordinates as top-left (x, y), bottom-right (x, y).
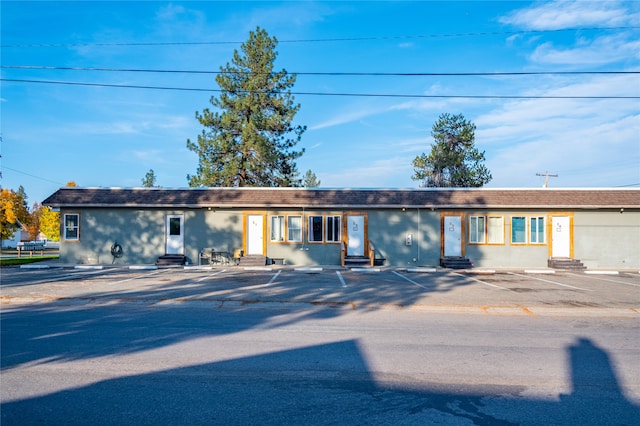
top-left (268, 270), bottom-right (282, 285)
top-left (336, 271), bottom-right (347, 288)
top-left (508, 272), bottom-right (592, 291)
top-left (109, 269), bottom-right (164, 285)
top-left (25, 268), bottom-right (113, 286)
top-left (452, 272), bottom-right (509, 290)
top-left (566, 272), bottom-right (640, 288)
top-left (195, 269), bottom-right (227, 282)
top-left (392, 271), bottom-right (429, 290)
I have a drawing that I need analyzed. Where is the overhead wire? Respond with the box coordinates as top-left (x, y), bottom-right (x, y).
top-left (2, 26), bottom-right (638, 48)
top-left (1, 78), bottom-right (638, 99)
top-left (2, 65), bottom-right (638, 77)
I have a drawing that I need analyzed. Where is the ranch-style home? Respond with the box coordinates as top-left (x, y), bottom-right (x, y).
top-left (43, 187), bottom-right (640, 270)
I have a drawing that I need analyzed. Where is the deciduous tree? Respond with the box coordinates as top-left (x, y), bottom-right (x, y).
top-left (39, 205), bottom-right (60, 241)
top-left (411, 113), bottom-right (492, 187)
top-left (187, 27), bottom-right (306, 187)
top-left (0, 188), bottom-right (30, 241)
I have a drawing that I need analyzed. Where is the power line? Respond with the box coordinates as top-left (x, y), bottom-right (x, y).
top-left (3, 65), bottom-right (638, 77)
top-left (2, 78), bottom-right (638, 99)
top-left (1, 165), bottom-right (65, 185)
top-left (2, 26), bottom-right (638, 48)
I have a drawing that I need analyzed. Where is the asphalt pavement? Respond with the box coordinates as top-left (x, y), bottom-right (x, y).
top-left (2, 262), bottom-right (639, 317)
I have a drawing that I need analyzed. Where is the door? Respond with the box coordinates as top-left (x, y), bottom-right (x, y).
top-left (551, 216), bottom-right (571, 258)
top-left (246, 214), bottom-right (264, 255)
top-left (165, 215), bottom-right (184, 254)
top-left (346, 215), bottom-right (365, 256)
top-left (443, 215), bottom-right (462, 257)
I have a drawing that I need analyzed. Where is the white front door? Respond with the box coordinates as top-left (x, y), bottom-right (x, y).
top-left (165, 215), bottom-right (184, 254)
top-left (347, 215), bottom-right (365, 256)
top-left (444, 215), bottom-right (462, 257)
top-left (246, 214), bottom-right (264, 255)
top-left (552, 216), bottom-right (571, 258)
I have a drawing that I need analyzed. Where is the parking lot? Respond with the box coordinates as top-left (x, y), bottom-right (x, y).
top-left (2, 265), bottom-right (639, 316)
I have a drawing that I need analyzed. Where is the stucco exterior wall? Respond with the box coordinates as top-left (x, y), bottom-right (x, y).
top-left (574, 210), bottom-right (640, 269)
top-left (368, 209), bottom-right (441, 267)
top-left (58, 206), bottom-right (640, 269)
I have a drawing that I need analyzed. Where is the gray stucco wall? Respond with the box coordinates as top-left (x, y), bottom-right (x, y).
top-left (59, 207), bottom-right (640, 269)
top-left (368, 209), bottom-right (441, 267)
top-left (574, 210), bottom-right (640, 269)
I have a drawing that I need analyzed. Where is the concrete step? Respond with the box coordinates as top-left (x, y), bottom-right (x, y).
top-left (238, 255), bottom-right (267, 267)
top-left (440, 257), bottom-right (473, 269)
top-left (156, 254), bottom-right (186, 267)
top-left (548, 257), bottom-right (586, 270)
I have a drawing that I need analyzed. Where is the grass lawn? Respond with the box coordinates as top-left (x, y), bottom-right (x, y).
top-left (0, 250), bottom-right (60, 267)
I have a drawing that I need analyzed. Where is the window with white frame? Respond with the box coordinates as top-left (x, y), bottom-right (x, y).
top-left (326, 216), bottom-right (341, 242)
top-left (511, 216), bottom-right (526, 244)
top-left (487, 216), bottom-right (504, 244)
top-left (469, 216), bottom-right (486, 244)
top-left (530, 216), bottom-right (545, 243)
top-left (63, 213), bottom-right (80, 241)
top-left (308, 215), bottom-right (324, 242)
top-left (287, 216), bottom-right (302, 242)
top-left (270, 216), bottom-right (285, 242)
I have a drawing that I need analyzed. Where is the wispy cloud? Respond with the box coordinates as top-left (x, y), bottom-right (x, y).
top-left (531, 33), bottom-right (640, 65)
top-left (499, 0), bottom-right (635, 30)
top-left (475, 75), bottom-right (639, 186)
top-left (321, 156), bottom-right (413, 188)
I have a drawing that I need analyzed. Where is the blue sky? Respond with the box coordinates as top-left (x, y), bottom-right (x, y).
top-left (2, 1), bottom-right (639, 204)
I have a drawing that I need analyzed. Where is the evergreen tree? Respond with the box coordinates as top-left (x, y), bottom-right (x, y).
top-left (412, 113), bottom-right (492, 187)
top-left (187, 27), bottom-right (306, 187)
top-left (303, 170), bottom-right (321, 187)
top-left (141, 169), bottom-right (159, 188)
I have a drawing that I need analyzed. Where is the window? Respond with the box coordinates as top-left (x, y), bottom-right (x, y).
top-left (326, 216), bottom-right (341, 242)
top-left (469, 216), bottom-right (486, 244)
top-left (270, 216), bottom-right (285, 242)
top-left (287, 216), bottom-right (302, 242)
top-left (511, 216), bottom-right (526, 244)
top-left (530, 216), bottom-right (545, 243)
top-left (308, 216), bottom-right (324, 242)
top-left (64, 213), bottom-right (80, 241)
top-left (487, 216), bottom-right (504, 244)
top-left (169, 217), bottom-right (181, 236)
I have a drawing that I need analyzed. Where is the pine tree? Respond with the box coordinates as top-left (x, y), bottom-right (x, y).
top-left (412, 113), bottom-right (491, 187)
top-left (187, 27), bottom-right (306, 187)
top-left (303, 170), bottom-right (321, 187)
top-left (141, 169), bottom-right (159, 188)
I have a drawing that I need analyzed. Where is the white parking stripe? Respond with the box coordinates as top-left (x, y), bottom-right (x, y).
top-left (392, 271), bottom-right (430, 289)
top-left (109, 269), bottom-right (164, 285)
top-left (452, 272), bottom-right (509, 290)
top-left (567, 272), bottom-right (640, 288)
top-left (268, 270), bottom-right (282, 285)
top-left (509, 272), bottom-right (592, 291)
top-left (42, 269), bottom-right (110, 284)
top-left (336, 271), bottom-right (347, 288)
top-left (195, 269), bottom-right (226, 282)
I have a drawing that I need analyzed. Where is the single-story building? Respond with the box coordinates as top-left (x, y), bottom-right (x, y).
top-left (43, 187), bottom-right (640, 269)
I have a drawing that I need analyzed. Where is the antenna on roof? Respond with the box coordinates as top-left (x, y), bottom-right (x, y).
top-left (536, 171), bottom-right (558, 188)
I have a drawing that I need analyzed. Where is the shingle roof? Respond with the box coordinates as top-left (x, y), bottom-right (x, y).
top-left (42, 187), bottom-right (640, 209)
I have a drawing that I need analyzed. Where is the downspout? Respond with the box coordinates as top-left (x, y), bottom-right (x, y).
top-left (417, 208), bottom-right (421, 264)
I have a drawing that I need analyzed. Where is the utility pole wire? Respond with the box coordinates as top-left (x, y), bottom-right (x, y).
top-left (2, 26), bottom-right (638, 48)
top-left (2, 65), bottom-right (638, 77)
top-left (536, 172), bottom-right (559, 188)
top-left (2, 78), bottom-right (638, 99)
